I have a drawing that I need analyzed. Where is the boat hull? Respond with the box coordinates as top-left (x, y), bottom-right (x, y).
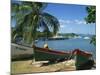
top-left (34, 46), bottom-right (72, 61)
top-left (72, 49), bottom-right (93, 70)
top-left (11, 43), bottom-right (94, 69)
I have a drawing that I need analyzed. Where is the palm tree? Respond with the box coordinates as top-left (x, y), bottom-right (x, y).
top-left (85, 6), bottom-right (96, 23)
top-left (90, 35), bottom-right (96, 46)
top-left (11, 1), bottom-right (60, 63)
top-left (85, 6), bottom-right (96, 46)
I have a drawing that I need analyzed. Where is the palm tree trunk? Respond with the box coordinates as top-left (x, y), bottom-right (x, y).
top-left (31, 41), bottom-right (36, 64)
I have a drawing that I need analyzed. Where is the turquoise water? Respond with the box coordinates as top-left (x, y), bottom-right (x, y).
top-left (36, 38), bottom-right (96, 59)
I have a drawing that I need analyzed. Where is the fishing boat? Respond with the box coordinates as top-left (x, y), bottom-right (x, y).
top-left (33, 45), bottom-right (72, 61)
top-left (11, 43), bottom-right (94, 69)
top-left (33, 46), bottom-right (94, 69)
top-left (11, 43), bottom-right (72, 61)
top-left (72, 49), bottom-right (94, 70)
top-left (11, 43), bottom-right (33, 61)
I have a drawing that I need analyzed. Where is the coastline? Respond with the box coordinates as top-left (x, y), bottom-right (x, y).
top-left (11, 59), bottom-right (76, 74)
top-left (11, 43), bottom-right (96, 74)
top-left (11, 59), bottom-right (96, 74)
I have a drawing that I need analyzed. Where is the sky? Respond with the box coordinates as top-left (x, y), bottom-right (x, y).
top-left (11, 1), bottom-right (96, 35)
top-left (43, 3), bottom-right (96, 35)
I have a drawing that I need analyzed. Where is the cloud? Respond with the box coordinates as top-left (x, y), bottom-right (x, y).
top-left (60, 25), bottom-right (65, 28)
top-left (59, 19), bottom-right (71, 28)
top-left (59, 19), bottom-right (87, 27)
top-left (74, 19), bottom-right (86, 25)
top-left (59, 19), bottom-right (71, 25)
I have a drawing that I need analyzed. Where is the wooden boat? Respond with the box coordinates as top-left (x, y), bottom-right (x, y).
top-left (33, 45), bottom-right (72, 61)
top-left (11, 43), bottom-right (72, 61)
top-left (34, 46), bottom-right (94, 69)
top-left (72, 49), bottom-right (94, 70)
top-left (12, 43), bottom-right (94, 70)
top-left (11, 43), bottom-right (33, 61)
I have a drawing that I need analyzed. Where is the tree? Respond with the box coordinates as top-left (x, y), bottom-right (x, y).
top-left (11, 1), bottom-right (60, 63)
top-left (90, 35), bottom-right (96, 45)
top-left (85, 6), bottom-right (96, 23)
top-left (85, 6), bottom-right (96, 45)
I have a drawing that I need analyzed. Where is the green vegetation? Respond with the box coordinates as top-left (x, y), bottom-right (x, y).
top-left (85, 6), bottom-right (96, 45)
top-left (11, 27), bottom-right (53, 42)
top-left (11, 1), bottom-right (60, 44)
top-left (58, 33), bottom-right (79, 38)
top-left (90, 35), bottom-right (96, 46)
top-left (35, 31), bottom-right (54, 38)
top-left (85, 6), bottom-right (96, 23)
top-left (11, 1), bottom-right (60, 63)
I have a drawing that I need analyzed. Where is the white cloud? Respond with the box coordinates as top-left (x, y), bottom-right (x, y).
top-left (74, 19), bottom-right (86, 25)
top-left (59, 19), bottom-right (87, 26)
top-left (59, 19), bottom-right (71, 24)
top-left (60, 25), bottom-right (65, 28)
top-left (59, 19), bottom-right (71, 28)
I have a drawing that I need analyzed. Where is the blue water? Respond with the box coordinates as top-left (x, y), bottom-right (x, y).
top-left (35, 38), bottom-right (96, 59)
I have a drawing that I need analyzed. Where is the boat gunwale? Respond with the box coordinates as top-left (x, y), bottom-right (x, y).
top-left (72, 49), bottom-right (92, 57)
top-left (34, 46), bottom-right (71, 55)
top-left (34, 47), bottom-right (92, 57)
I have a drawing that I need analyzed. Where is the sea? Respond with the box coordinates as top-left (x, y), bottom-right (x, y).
top-left (35, 35), bottom-right (96, 60)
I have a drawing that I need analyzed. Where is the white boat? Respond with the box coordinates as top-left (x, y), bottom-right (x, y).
top-left (84, 37), bottom-right (90, 39)
top-left (73, 36), bottom-right (82, 39)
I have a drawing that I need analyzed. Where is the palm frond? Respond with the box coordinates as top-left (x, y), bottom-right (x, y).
top-left (11, 2), bottom-right (60, 44)
top-left (42, 13), bottom-right (60, 34)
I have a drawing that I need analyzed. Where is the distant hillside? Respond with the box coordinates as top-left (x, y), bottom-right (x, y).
top-left (58, 33), bottom-right (79, 38)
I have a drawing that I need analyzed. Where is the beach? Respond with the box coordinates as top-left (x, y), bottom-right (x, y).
top-left (11, 59), bottom-right (76, 74)
top-left (11, 43), bottom-right (96, 74)
top-left (11, 1), bottom-right (96, 75)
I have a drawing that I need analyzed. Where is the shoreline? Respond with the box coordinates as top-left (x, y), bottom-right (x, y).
top-left (11, 43), bottom-right (96, 74)
top-left (11, 59), bottom-right (96, 74)
top-left (11, 59), bottom-right (76, 74)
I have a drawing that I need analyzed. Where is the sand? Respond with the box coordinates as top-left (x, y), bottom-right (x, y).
top-left (11, 59), bottom-right (76, 74)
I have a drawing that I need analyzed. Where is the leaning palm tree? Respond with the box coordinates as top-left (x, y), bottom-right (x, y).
top-left (11, 1), bottom-right (60, 64)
